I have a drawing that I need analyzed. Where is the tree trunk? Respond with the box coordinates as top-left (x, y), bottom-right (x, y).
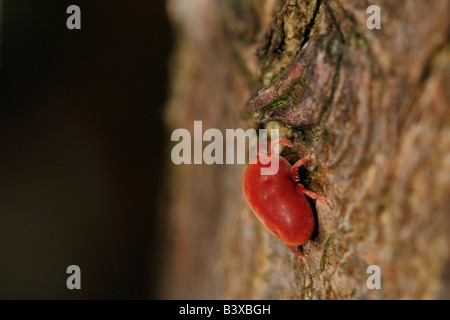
top-left (159, 0), bottom-right (450, 299)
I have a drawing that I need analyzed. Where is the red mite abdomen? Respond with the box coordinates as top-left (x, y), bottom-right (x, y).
top-left (243, 156), bottom-right (315, 246)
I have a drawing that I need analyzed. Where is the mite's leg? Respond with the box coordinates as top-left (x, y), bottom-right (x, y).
top-left (270, 138), bottom-right (293, 155)
top-left (286, 245), bottom-right (304, 258)
top-left (296, 183), bottom-right (329, 203)
top-left (290, 157), bottom-right (313, 182)
top-left (291, 157), bottom-right (329, 203)
top-left (252, 139), bottom-right (292, 163)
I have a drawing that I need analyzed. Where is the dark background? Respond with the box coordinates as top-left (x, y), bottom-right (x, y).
top-left (0, 0), bottom-right (172, 298)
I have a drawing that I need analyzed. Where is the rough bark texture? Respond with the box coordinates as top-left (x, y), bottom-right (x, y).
top-left (160, 0), bottom-right (450, 299)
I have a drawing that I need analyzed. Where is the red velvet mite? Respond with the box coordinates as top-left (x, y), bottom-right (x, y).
top-left (243, 138), bottom-right (328, 258)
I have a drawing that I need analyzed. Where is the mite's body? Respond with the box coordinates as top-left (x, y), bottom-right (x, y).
top-left (243, 139), bottom-right (328, 257)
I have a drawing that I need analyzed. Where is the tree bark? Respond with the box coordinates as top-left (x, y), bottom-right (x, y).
top-left (160, 0), bottom-right (450, 299)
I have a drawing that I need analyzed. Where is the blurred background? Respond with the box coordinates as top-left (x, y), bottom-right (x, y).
top-left (0, 0), bottom-right (172, 298)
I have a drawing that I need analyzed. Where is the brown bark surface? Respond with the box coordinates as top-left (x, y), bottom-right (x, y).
top-left (160, 0), bottom-right (450, 299)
